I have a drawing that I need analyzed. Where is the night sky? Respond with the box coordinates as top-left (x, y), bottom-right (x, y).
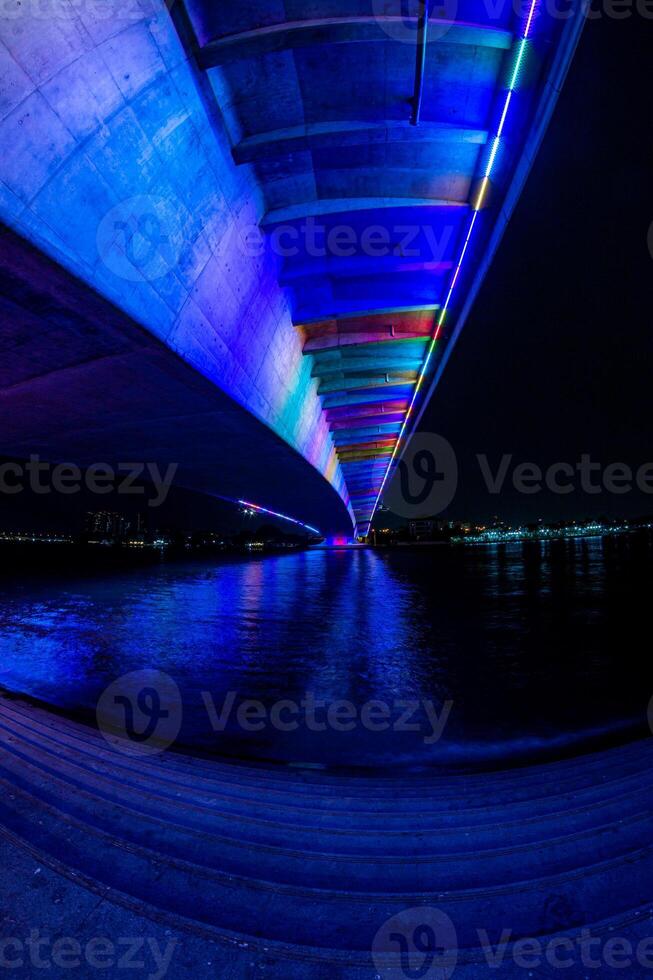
top-left (419, 10), bottom-right (653, 524)
top-left (3, 12), bottom-right (651, 533)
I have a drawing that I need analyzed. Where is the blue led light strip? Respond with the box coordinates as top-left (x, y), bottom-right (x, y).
top-left (238, 499), bottom-right (321, 536)
top-left (361, 0), bottom-right (539, 537)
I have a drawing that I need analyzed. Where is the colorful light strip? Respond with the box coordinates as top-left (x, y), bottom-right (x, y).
top-left (362, 1), bottom-right (539, 537)
top-left (238, 499), bottom-right (321, 536)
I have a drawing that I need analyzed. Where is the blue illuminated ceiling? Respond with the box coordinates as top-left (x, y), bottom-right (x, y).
top-left (178, 0), bottom-right (584, 534)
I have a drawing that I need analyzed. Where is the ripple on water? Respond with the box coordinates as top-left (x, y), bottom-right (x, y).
top-left (1, 539), bottom-right (651, 769)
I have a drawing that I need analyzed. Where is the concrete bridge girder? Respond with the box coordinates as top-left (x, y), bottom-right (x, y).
top-left (0, 0), bottom-right (585, 535)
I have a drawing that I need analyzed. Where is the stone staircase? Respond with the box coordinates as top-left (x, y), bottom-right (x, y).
top-left (1, 693), bottom-right (652, 976)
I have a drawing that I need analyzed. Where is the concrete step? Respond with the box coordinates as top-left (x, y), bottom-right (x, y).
top-left (1, 775), bottom-right (653, 953)
top-left (1, 749), bottom-right (652, 894)
top-left (2, 718), bottom-right (653, 851)
top-left (3, 808), bottom-right (653, 978)
top-left (1, 695), bottom-right (648, 800)
top-left (0, 703), bottom-right (650, 824)
top-left (2, 724), bottom-right (653, 863)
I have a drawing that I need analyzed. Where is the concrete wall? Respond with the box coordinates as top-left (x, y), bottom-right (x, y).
top-left (0, 0), bottom-right (350, 513)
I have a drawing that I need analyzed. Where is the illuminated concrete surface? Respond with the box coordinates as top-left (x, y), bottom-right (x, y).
top-left (0, 0), bottom-right (584, 534)
top-left (0, 226), bottom-right (353, 533)
top-left (1, 693), bottom-right (653, 977)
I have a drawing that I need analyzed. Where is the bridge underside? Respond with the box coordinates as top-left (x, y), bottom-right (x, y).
top-left (0, 227), bottom-right (353, 535)
top-left (184, 1), bottom-right (585, 534)
top-left (0, 0), bottom-right (584, 535)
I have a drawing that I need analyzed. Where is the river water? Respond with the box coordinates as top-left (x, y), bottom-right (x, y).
top-left (1, 535), bottom-right (651, 770)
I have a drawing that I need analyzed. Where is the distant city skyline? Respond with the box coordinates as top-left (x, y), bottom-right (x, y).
top-left (3, 454), bottom-right (653, 537)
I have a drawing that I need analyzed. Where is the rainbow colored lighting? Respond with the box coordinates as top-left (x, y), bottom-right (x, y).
top-left (238, 499), bottom-right (321, 536)
top-left (362, 1), bottom-right (539, 536)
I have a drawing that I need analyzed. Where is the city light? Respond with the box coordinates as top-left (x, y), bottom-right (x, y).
top-left (453, 521), bottom-right (644, 545)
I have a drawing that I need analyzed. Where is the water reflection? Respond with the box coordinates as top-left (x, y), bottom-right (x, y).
top-left (1, 536), bottom-right (651, 769)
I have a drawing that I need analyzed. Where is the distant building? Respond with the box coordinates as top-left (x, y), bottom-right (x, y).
top-left (84, 511), bottom-right (128, 545)
top-left (410, 518), bottom-right (453, 540)
top-left (408, 519), bottom-right (434, 540)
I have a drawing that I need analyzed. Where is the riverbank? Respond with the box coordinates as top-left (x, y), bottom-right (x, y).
top-left (1, 691), bottom-right (653, 979)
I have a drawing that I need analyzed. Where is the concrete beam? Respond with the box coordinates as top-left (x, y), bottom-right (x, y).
top-left (343, 470), bottom-right (390, 482)
top-left (304, 332), bottom-right (432, 354)
top-left (262, 198), bottom-right (467, 226)
top-left (281, 257), bottom-right (451, 286)
top-left (304, 330), bottom-right (430, 352)
top-left (317, 372), bottom-right (417, 395)
top-left (337, 435), bottom-right (397, 449)
top-left (329, 412), bottom-right (407, 430)
top-left (311, 336), bottom-right (429, 363)
top-left (198, 18), bottom-right (513, 67)
top-left (338, 447), bottom-right (395, 462)
top-left (299, 310), bottom-right (434, 352)
top-left (297, 306), bottom-right (438, 328)
top-left (326, 402), bottom-right (409, 422)
top-left (321, 385), bottom-right (415, 408)
top-left (333, 424), bottom-right (402, 443)
top-left (347, 488), bottom-right (381, 498)
top-left (233, 120), bottom-right (488, 164)
top-left (311, 357), bottom-right (424, 379)
top-left (345, 461), bottom-right (392, 473)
